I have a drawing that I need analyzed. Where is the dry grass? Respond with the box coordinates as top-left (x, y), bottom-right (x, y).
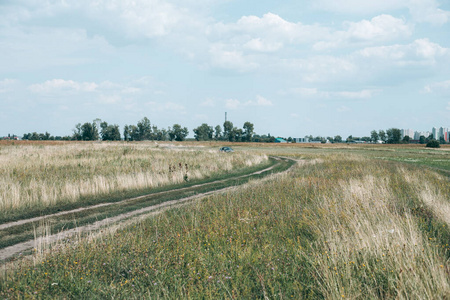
top-left (1, 146), bottom-right (449, 299)
top-left (0, 142), bottom-right (267, 214)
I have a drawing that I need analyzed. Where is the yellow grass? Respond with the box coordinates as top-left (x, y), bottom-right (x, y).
top-left (0, 142), bottom-right (267, 213)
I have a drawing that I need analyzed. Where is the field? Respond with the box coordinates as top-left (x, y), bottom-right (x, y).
top-left (1, 142), bottom-right (449, 299)
top-left (0, 141), bottom-right (268, 222)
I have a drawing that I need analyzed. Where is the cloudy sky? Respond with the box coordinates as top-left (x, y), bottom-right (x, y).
top-left (1, 0), bottom-right (450, 138)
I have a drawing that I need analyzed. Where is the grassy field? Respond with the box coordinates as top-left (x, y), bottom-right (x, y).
top-left (0, 141), bottom-right (267, 222)
top-left (1, 143), bottom-right (449, 299)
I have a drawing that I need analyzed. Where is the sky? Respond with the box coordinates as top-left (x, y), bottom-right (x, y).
top-left (1, 0), bottom-right (450, 138)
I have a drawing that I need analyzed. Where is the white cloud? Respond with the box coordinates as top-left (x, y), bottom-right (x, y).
top-left (0, 27), bottom-right (113, 71)
top-left (345, 15), bottom-right (412, 41)
top-left (314, 15), bottom-right (412, 50)
top-left (225, 95), bottom-right (273, 110)
top-left (225, 99), bottom-right (241, 110)
top-left (145, 101), bottom-right (186, 113)
top-left (287, 56), bottom-right (357, 82)
top-left (289, 87), bottom-right (380, 99)
top-left (424, 80), bottom-right (450, 94)
top-left (243, 38), bottom-right (283, 53)
top-left (29, 79), bottom-right (98, 93)
top-left (408, 0), bottom-right (450, 25)
top-left (200, 98), bottom-right (215, 107)
top-left (337, 105), bottom-right (351, 112)
top-left (209, 44), bottom-right (259, 72)
top-left (311, 0), bottom-right (450, 25)
top-left (98, 94), bottom-right (121, 104)
top-left (357, 39), bottom-right (449, 65)
top-left (0, 79), bottom-right (18, 93)
top-left (85, 0), bottom-right (194, 38)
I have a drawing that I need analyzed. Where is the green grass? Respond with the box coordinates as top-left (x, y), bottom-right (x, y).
top-left (1, 146), bottom-right (449, 299)
top-left (0, 157), bottom-right (294, 251)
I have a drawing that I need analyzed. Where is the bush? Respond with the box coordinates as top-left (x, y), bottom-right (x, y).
top-left (426, 139), bottom-right (440, 148)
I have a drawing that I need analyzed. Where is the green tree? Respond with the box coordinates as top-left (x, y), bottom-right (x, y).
top-left (79, 120), bottom-right (99, 141)
top-left (129, 125), bottom-right (140, 141)
top-left (223, 121), bottom-right (233, 141)
top-left (100, 121), bottom-right (121, 141)
top-left (378, 130), bottom-right (386, 143)
top-left (137, 117), bottom-right (152, 141)
top-left (370, 130), bottom-right (379, 142)
top-left (243, 122), bottom-right (254, 142)
top-left (123, 125), bottom-right (130, 141)
top-left (214, 125), bottom-right (222, 140)
top-left (386, 128), bottom-right (401, 144)
top-left (402, 135), bottom-right (410, 143)
top-left (73, 124), bottom-right (82, 140)
top-left (419, 135), bottom-right (426, 144)
top-left (169, 124), bottom-right (189, 141)
top-left (334, 135), bottom-right (342, 143)
top-left (193, 123), bottom-right (214, 141)
top-left (426, 139), bottom-right (440, 148)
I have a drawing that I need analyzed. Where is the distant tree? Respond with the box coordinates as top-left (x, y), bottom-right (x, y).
top-left (419, 135), bottom-right (426, 144)
top-left (158, 128), bottom-right (169, 141)
top-left (123, 125), bottom-right (130, 141)
top-left (100, 121), bottom-right (121, 141)
top-left (214, 125), bottom-right (222, 140)
top-left (79, 121), bottom-right (99, 141)
top-left (287, 137), bottom-right (293, 142)
top-left (378, 130), bottom-right (386, 143)
top-left (346, 135), bottom-right (354, 143)
top-left (193, 123), bottom-right (214, 141)
top-left (233, 128), bottom-right (243, 142)
top-left (73, 123), bottom-right (82, 140)
top-left (386, 128), bottom-right (401, 144)
top-left (129, 125), bottom-right (140, 141)
top-left (439, 136), bottom-right (446, 144)
top-left (334, 135), bottom-right (342, 143)
top-left (137, 117), bottom-right (152, 141)
top-left (223, 121), bottom-right (233, 141)
top-left (402, 135), bottom-right (410, 143)
top-left (169, 124), bottom-right (189, 141)
top-left (370, 130), bottom-right (379, 142)
top-left (243, 122), bottom-right (254, 142)
top-left (426, 139), bottom-right (440, 148)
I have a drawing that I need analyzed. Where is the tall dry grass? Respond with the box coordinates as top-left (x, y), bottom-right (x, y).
top-left (0, 142), bottom-right (267, 215)
top-left (1, 151), bottom-right (449, 299)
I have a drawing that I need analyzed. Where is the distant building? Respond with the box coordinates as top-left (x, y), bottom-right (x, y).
top-left (432, 127), bottom-right (438, 140)
top-left (293, 137), bottom-right (309, 143)
top-left (401, 129), bottom-right (414, 139)
top-left (275, 138), bottom-right (287, 143)
top-left (414, 131), bottom-right (430, 140)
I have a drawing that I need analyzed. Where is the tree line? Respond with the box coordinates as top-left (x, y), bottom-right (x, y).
top-left (21, 118), bottom-right (273, 142)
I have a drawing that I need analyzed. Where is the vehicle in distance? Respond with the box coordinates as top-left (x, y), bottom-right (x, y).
top-left (219, 147), bottom-right (234, 153)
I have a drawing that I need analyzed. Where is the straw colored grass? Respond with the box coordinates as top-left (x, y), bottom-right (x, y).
top-left (0, 142), bottom-right (267, 215)
top-left (1, 149), bottom-right (449, 299)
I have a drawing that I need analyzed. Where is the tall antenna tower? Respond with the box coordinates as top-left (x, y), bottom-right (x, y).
top-left (225, 112), bottom-right (227, 122)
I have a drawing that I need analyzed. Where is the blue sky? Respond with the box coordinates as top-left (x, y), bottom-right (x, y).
top-left (1, 0), bottom-right (450, 138)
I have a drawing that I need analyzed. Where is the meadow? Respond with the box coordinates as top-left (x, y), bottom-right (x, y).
top-left (0, 141), bottom-right (268, 222)
top-left (1, 143), bottom-right (449, 299)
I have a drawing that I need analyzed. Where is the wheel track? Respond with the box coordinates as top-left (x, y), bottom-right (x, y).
top-left (0, 156), bottom-right (297, 262)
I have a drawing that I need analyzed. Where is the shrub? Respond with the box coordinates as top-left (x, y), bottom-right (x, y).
top-left (426, 139), bottom-right (440, 148)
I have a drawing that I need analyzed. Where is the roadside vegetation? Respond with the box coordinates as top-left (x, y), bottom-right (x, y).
top-left (1, 145), bottom-right (449, 299)
top-left (0, 142), bottom-right (267, 222)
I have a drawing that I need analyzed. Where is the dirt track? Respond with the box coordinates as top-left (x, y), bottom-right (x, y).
top-left (0, 157), bottom-right (297, 262)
